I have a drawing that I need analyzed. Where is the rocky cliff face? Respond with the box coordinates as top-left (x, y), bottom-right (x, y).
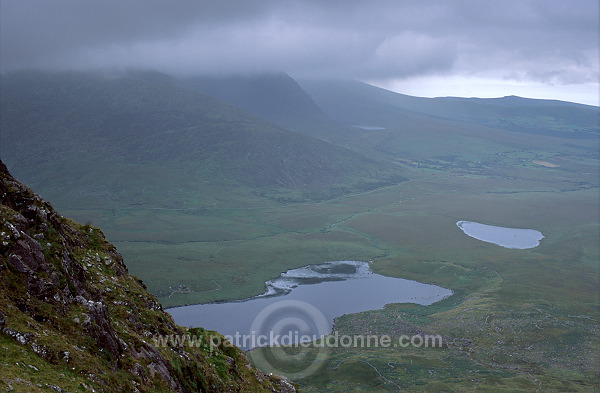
top-left (0, 160), bottom-right (297, 393)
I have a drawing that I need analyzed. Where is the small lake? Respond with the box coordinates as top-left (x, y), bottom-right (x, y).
top-left (168, 261), bottom-right (452, 349)
top-left (457, 221), bottom-right (544, 249)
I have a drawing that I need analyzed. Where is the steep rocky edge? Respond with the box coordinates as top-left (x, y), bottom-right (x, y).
top-left (0, 160), bottom-right (297, 393)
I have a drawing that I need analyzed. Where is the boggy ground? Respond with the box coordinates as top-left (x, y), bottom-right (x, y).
top-left (64, 175), bottom-right (599, 391)
top-left (60, 126), bottom-right (599, 391)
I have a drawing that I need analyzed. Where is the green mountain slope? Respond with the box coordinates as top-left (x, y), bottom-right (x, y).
top-left (179, 73), bottom-right (365, 144)
top-left (181, 74), bottom-right (328, 130)
top-left (0, 160), bottom-right (297, 393)
top-left (299, 79), bottom-right (600, 138)
top-left (0, 71), bottom-right (404, 209)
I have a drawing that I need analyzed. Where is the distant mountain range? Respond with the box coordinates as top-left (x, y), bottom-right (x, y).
top-left (1, 69), bottom-right (597, 211)
top-left (298, 78), bottom-right (599, 138)
top-left (0, 70), bottom-right (403, 209)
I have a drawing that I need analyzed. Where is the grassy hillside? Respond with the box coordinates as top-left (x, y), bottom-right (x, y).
top-left (181, 74), bottom-right (324, 129)
top-left (0, 71), bottom-right (404, 209)
top-left (0, 160), bottom-right (297, 393)
top-left (299, 78), bottom-right (599, 138)
top-left (179, 73), bottom-right (367, 145)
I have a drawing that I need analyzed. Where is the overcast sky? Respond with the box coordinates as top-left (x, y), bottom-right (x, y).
top-left (1, 0), bottom-right (598, 105)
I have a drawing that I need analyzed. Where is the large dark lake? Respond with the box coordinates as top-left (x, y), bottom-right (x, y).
top-left (168, 261), bottom-right (452, 349)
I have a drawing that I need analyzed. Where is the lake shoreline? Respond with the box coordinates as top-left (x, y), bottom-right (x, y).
top-left (168, 261), bottom-right (453, 350)
top-left (457, 220), bottom-right (545, 249)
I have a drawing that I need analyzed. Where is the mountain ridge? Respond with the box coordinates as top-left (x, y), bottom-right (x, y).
top-left (180, 73), bottom-right (332, 132)
top-left (0, 159), bottom-right (297, 392)
top-left (298, 78), bottom-right (600, 138)
top-left (0, 70), bottom-right (404, 210)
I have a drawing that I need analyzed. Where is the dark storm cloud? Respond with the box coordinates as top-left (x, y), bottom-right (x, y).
top-left (0, 1), bottom-right (274, 69)
top-left (1, 0), bottom-right (598, 86)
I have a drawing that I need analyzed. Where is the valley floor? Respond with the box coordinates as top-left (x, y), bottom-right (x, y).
top-left (63, 163), bottom-right (600, 392)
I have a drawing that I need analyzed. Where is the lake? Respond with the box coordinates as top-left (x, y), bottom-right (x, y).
top-left (168, 261), bottom-right (452, 349)
top-left (457, 220), bottom-right (544, 249)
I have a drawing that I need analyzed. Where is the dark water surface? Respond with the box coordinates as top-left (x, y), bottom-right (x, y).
top-left (168, 261), bottom-right (452, 349)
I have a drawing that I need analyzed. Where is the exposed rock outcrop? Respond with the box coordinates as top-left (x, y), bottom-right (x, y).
top-left (0, 160), bottom-right (297, 393)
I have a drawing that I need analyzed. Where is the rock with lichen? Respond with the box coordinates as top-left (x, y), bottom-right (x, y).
top-left (0, 160), bottom-right (297, 393)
